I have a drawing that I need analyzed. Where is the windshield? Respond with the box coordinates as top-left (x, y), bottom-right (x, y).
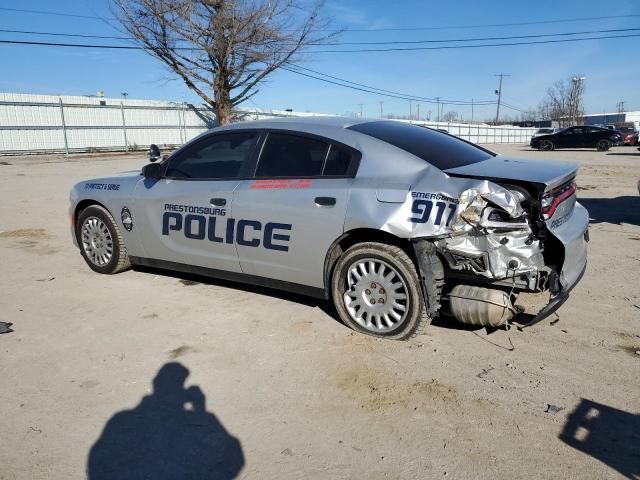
top-left (536, 128), bottom-right (553, 134)
top-left (618, 127), bottom-right (636, 134)
top-left (347, 121), bottom-right (494, 170)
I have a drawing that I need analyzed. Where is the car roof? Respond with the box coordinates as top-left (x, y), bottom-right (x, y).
top-left (220, 115), bottom-right (373, 131)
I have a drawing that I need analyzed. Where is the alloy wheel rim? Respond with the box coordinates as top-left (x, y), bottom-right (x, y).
top-left (343, 258), bottom-right (410, 333)
top-left (81, 217), bottom-right (114, 266)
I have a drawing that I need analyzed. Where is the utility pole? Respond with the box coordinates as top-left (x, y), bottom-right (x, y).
top-left (616, 101), bottom-right (625, 120)
top-left (416, 103), bottom-right (420, 121)
top-left (379, 101), bottom-right (384, 118)
top-left (409, 99), bottom-right (413, 122)
top-left (471, 98), bottom-right (474, 123)
top-left (435, 97), bottom-right (441, 122)
top-left (357, 103), bottom-right (363, 118)
top-left (494, 73), bottom-right (510, 125)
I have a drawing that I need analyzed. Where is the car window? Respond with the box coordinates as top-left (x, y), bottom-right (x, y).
top-left (256, 133), bottom-right (329, 178)
top-left (323, 144), bottom-right (353, 176)
top-left (166, 132), bottom-right (258, 179)
top-left (347, 120), bottom-right (494, 171)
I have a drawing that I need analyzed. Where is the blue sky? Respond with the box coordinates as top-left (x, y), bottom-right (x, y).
top-left (1, 0), bottom-right (639, 120)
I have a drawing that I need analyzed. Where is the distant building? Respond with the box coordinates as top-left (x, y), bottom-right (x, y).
top-left (582, 111), bottom-right (640, 127)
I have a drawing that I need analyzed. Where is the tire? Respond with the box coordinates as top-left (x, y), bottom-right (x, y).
top-left (539, 139), bottom-right (554, 151)
top-left (76, 205), bottom-right (131, 274)
top-left (596, 139), bottom-right (611, 151)
top-left (331, 242), bottom-right (430, 340)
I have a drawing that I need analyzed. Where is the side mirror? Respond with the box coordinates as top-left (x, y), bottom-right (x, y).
top-left (142, 162), bottom-right (163, 179)
top-left (148, 144), bottom-right (161, 162)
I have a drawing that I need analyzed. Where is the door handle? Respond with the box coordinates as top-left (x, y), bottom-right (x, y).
top-left (210, 198), bottom-right (227, 207)
top-left (315, 196), bottom-right (336, 207)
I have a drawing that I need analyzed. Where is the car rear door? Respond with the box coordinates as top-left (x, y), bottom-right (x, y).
top-left (232, 131), bottom-right (360, 289)
top-left (132, 130), bottom-right (260, 272)
top-left (585, 126), bottom-right (605, 147)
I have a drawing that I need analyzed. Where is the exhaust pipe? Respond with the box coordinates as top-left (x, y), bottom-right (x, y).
top-left (448, 285), bottom-right (516, 327)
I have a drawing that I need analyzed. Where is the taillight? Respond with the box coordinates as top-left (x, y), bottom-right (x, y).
top-left (541, 180), bottom-right (576, 220)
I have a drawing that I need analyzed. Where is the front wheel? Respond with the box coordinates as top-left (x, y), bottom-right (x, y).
top-left (76, 205), bottom-right (131, 274)
top-left (331, 242), bottom-right (430, 340)
top-left (539, 139), bottom-right (554, 151)
top-left (596, 139), bottom-right (611, 151)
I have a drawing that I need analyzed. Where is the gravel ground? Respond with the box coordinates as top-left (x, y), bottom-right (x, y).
top-left (0, 144), bottom-right (638, 479)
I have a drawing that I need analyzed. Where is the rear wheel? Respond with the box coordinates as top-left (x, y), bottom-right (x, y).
top-left (331, 242), bottom-right (429, 340)
top-left (539, 139), bottom-right (554, 151)
top-left (596, 139), bottom-right (611, 151)
top-left (76, 205), bottom-right (131, 274)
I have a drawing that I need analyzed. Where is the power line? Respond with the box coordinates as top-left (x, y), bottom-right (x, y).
top-left (289, 65), bottom-right (495, 105)
top-left (331, 14), bottom-right (640, 32)
top-left (320, 27), bottom-right (640, 45)
top-left (3, 32), bottom-right (638, 54)
top-left (2, 7), bottom-right (640, 32)
top-left (0, 6), bottom-right (104, 20)
top-left (309, 33), bottom-right (640, 53)
top-left (281, 66), bottom-right (453, 104)
top-left (0, 39), bottom-right (141, 49)
top-left (0, 28), bottom-right (129, 40)
top-left (3, 26), bottom-right (639, 46)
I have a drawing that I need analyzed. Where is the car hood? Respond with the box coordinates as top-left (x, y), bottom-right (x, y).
top-left (444, 155), bottom-right (577, 190)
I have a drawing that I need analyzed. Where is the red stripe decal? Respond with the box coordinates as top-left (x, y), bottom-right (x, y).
top-left (250, 179), bottom-right (312, 189)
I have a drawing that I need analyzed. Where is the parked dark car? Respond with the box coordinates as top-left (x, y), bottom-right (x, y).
top-left (616, 126), bottom-right (639, 146)
top-left (530, 126), bottom-right (622, 151)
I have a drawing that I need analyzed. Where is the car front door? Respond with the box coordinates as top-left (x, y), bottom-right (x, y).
top-left (557, 127), bottom-right (583, 148)
top-left (132, 130), bottom-right (260, 272)
top-left (232, 131), bottom-right (360, 289)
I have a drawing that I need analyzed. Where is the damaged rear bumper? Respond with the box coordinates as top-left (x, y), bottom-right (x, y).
top-left (525, 259), bottom-right (587, 327)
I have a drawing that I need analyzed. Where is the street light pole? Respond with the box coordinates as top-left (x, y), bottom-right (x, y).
top-left (571, 76), bottom-right (585, 125)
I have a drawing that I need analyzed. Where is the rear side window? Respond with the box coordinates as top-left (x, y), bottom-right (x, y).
top-left (256, 133), bottom-right (328, 177)
top-left (323, 144), bottom-right (353, 176)
top-left (166, 132), bottom-right (258, 179)
top-left (348, 120), bottom-right (494, 170)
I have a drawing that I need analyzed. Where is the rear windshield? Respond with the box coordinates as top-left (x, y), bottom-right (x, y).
top-left (348, 121), bottom-right (494, 170)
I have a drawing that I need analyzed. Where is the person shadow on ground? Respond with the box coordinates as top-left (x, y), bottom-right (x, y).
top-left (559, 398), bottom-right (640, 479)
top-left (87, 362), bottom-right (244, 480)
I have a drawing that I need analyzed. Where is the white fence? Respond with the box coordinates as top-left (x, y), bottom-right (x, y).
top-left (0, 92), bottom-right (536, 154)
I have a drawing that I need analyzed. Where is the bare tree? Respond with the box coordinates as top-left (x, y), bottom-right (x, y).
top-left (519, 108), bottom-right (537, 122)
top-left (442, 111), bottom-right (458, 122)
top-left (544, 75), bottom-right (585, 127)
top-left (112, 0), bottom-right (333, 125)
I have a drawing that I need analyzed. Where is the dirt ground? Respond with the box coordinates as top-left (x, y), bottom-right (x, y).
top-left (0, 144), bottom-right (638, 479)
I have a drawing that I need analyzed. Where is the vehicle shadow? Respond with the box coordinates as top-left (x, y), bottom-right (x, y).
top-left (579, 196), bottom-right (640, 227)
top-left (559, 398), bottom-right (640, 479)
top-left (87, 362), bottom-right (244, 480)
top-left (133, 265), bottom-right (343, 324)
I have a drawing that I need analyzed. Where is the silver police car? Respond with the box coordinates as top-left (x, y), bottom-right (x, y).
top-left (69, 117), bottom-right (588, 339)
